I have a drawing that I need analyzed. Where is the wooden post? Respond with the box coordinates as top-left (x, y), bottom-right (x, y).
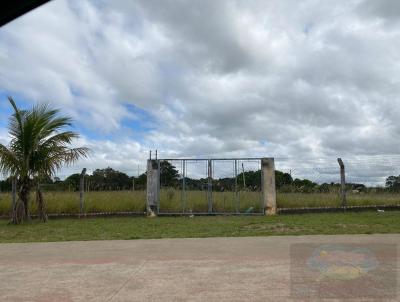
top-left (79, 168), bottom-right (86, 217)
top-left (262, 158), bottom-right (277, 215)
top-left (337, 158), bottom-right (346, 207)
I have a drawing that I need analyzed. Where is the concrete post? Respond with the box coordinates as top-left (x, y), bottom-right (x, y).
top-left (146, 159), bottom-right (159, 216)
top-left (337, 158), bottom-right (346, 207)
top-left (262, 158), bottom-right (277, 215)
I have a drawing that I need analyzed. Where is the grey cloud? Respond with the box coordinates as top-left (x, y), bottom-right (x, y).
top-left (358, 0), bottom-right (400, 23)
top-left (1, 0), bottom-right (400, 184)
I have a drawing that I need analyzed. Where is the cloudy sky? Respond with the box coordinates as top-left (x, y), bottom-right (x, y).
top-left (1, 0), bottom-right (400, 184)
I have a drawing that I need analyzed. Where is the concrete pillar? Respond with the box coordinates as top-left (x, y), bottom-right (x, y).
top-left (262, 158), bottom-right (277, 215)
top-left (146, 159), bottom-right (160, 216)
top-left (337, 158), bottom-right (346, 207)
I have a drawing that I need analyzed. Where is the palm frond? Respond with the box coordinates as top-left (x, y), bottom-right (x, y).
top-left (1, 98), bottom-right (90, 180)
top-left (0, 143), bottom-right (19, 175)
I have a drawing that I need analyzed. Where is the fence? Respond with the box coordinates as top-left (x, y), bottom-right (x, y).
top-left (1, 155), bottom-right (400, 218)
top-left (0, 171), bottom-right (147, 218)
top-left (273, 156), bottom-right (400, 211)
top-left (148, 158), bottom-right (268, 215)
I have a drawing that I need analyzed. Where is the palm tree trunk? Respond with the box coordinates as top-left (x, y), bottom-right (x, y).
top-left (10, 179), bottom-right (31, 224)
top-left (9, 178), bottom-right (28, 224)
top-left (36, 184), bottom-right (47, 222)
top-left (20, 182), bottom-right (31, 223)
top-left (10, 198), bottom-right (25, 224)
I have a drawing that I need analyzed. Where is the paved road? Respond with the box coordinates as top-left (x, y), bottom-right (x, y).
top-left (0, 234), bottom-right (398, 301)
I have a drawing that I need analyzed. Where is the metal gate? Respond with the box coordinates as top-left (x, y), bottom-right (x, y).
top-left (148, 158), bottom-right (264, 215)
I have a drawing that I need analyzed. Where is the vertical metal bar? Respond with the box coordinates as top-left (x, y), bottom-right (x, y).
top-left (234, 160), bottom-right (239, 213)
top-left (183, 160), bottom-right (186, 213)
top-left (180, 160), bottom-right (183, 213)
top-left (207, 159), bottom-right (213, 213)
top-left (157, 160), bottom-right (160, 213)
top-left (259, 159), bottom-right (263, 213)
top-left (242, 163), bottom-right (246, 189)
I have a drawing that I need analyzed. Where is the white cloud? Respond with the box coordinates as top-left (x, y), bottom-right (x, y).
top-left (1, 0), bottom-right (400, 184)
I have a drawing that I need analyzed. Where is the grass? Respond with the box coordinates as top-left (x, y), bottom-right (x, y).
top-left (0, 190), bottom-right (400, 216)
top-left (0, 211), bottom-right (399, 243)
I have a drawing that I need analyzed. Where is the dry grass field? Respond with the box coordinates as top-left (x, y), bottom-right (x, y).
top-left (0, 189), bottom-right (399, 216)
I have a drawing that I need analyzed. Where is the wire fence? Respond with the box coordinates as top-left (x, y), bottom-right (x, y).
top-left (1, 156), bottom-right (400, 217)
top-left (158, 158), bottom-right (263, 214)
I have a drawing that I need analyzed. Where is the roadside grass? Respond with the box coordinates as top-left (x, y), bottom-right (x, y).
top-left (0, 211), bottom-right (399, 243)
top-left (0, 190), bottom-right (399, 216)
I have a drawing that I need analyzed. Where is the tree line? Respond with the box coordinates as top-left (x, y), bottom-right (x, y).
top-left (2, 160), bottom-right (390, 193)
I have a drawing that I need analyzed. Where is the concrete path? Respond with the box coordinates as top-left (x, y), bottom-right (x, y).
top-left (0, 234), bottom-right (399, 301)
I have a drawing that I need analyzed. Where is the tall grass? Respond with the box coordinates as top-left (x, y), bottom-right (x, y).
top-left (159, 189), bottom-right (263, 213)
top-left (0, 190), bottom-right (399, 216)
top-left (0, 191), bottom-right (146, 216)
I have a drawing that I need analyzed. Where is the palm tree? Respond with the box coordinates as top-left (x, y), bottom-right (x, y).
top-left (0, 97), bottom-right (89, 224)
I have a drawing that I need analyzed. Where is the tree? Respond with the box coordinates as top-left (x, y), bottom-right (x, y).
top-left (275, 170), bottom-right (293, 189)
top-left (0, 97), bottom-right (89, 224)
top-left (160, 161), bottom-right (179, 187)
top-left (385, 175), bottom-right (400, 192)
top-left (90, 167), bottom-right (131, 190)
top-left (64, 173), bottom-right (81, 191)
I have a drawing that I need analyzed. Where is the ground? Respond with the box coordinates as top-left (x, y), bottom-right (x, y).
top-left (0, 234), bottom-right (398, 301)
top-left (1, 212), bottom-right (400, 243)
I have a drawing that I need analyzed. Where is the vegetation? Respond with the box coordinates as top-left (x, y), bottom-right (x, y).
top-left (1, 99), bottom-right (400, 221)
top-left (0, 211), bottom-right (399, 243)
top-left (0, 97), bottom-right (88, 224)
top-left (0, 189), bottom-right (399, 216)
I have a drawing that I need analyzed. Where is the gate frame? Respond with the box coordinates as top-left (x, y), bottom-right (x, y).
top-left (146, 157), bottom-right (276, 216)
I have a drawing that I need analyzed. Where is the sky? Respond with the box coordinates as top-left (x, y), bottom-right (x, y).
top-left (1, 0), bottom-right (400, 184)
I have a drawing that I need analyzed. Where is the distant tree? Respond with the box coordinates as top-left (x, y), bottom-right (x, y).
top-left (90, 167), bottom-right (131, 190)
top-left (275, 171), bottom-right (293, 189)
top-left (64, 173), bottom-right (81, 191)
top-left (160, 161), bottom-right (179, 187)
top-left (318, 183), bottom-right (330, 193)
top-left (293, 178), bottom-right (317, 193)
top-left (133, 173), bottom-right (147, 190)
top-left (385, 175), bottom-right (400, 192)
